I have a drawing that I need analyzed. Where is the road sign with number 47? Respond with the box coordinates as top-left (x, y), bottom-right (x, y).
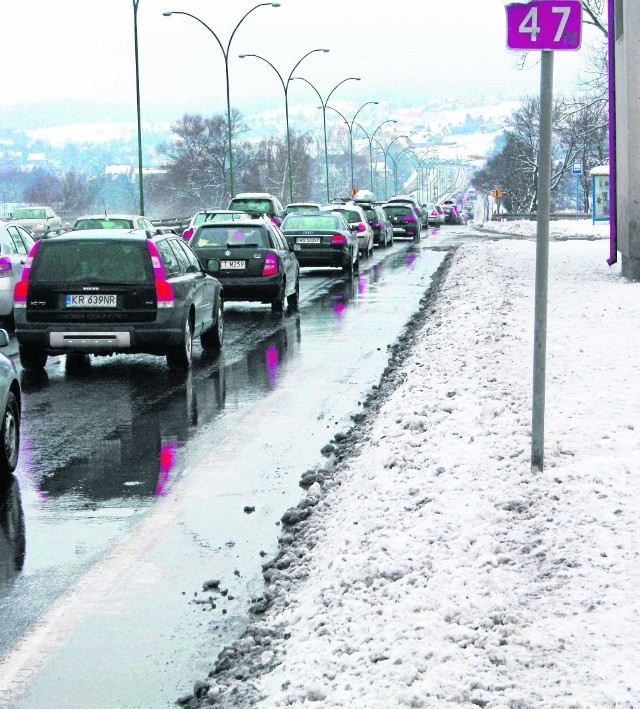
top-left (506, 1), bottom-right (582, 51)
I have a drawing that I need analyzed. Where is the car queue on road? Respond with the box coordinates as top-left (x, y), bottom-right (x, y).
top-left (3, 189), bottom-right (469, 372)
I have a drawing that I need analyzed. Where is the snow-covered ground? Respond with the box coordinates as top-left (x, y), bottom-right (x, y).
top-left (185, 222), bottom-right (640, 708)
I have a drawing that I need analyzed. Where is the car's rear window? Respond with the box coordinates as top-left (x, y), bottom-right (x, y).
top-left (192, 226), bottom-right (267, 248)
top-left (382, 204), bottom-right (412, 217)
top-left (14, 208), bottom-right (46, 219)
top-left (282, 215), bottom-right (342, 231)
top-left (229, 199), bottom-right (274, 213)
top-left (335, 209), bottom-right (361, 224)
top-left (286, 204), bottom-right (320, 214)
top-left (74, 218), bottom-right (134, 230)
top-left (30, 240), bottom-right (152, 284)
top-left (193, 212), bottom-right (247, 227)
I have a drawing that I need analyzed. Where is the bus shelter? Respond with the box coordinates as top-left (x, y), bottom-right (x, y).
top-left (590, 165), bottom-right (610, 223)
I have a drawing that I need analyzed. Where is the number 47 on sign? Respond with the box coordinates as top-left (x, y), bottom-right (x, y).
top-left (506, 1), bottom-right (582, 51)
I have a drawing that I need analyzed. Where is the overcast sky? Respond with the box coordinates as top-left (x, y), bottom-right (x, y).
top-left (1, 0), bottom-right (602, 118)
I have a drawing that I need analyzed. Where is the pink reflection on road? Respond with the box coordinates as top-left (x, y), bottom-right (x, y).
top-left (265, 343), bottom-right (280, 385)
top-left (156, 438), bottom-right (178, 496)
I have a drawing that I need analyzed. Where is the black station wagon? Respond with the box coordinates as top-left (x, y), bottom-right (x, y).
top-left (13, 230), bottom-right (224, 370)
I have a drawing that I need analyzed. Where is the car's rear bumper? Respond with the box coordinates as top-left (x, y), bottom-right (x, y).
top-left (14, 318), bottom-right (185, 355)
top-left (293, 246), bottom-right (349, 268)
top-left (216, 274), bottom-right (282, 302)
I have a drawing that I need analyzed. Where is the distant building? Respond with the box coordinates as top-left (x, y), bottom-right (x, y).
top-left (104, 164), bottom-right (135, 180)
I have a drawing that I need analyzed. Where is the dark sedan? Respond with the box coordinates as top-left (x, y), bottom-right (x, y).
top-left (280, 212), bottom-right (359, 274)
top-left (190, 218), bottom-right (299, 312)
top-left (358, 202), bottom-right (393, 247)
top-left (381, 203), bottom-right (422, 240)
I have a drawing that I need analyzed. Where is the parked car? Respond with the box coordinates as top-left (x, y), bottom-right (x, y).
top-left (0, 328), bottom-right (20, 481)
top-left (189, 217), bottom-right (299, 312)
top-left (227, 193), bottom-right (285, 226)
top-left (72, 214), bottom-right (156, 232)
top-left (9, 206), bottom-right (62, 236)
top-left (433, 204), bottom-right (445, 225)
top-left (281, 211), bottom-right (359, 274)
top-left (358, 202), bottom-right (393, 247)
top-left (181, 209), bottom-right (250, 241)
top-left (0, 222), bottom-right (36, 328)
top-left (283, 202), bottom-right (322, 218)
top-left (387, 195), bottom-right (427, 227)
top-left (381, 202), bottom-right (422, 240)
top-left (325, 202), bottom-right (374, 258)
top-left (13, 230), bottom-right (224, 370)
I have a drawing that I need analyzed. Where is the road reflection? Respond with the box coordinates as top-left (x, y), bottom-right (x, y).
top-left (0, 476), bottom-right (26, 591)
top-left (15, 241), bottom-right (425, 506)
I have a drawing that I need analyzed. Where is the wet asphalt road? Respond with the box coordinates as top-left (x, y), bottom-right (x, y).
top-left (0, 225), bottom-right (474, 708)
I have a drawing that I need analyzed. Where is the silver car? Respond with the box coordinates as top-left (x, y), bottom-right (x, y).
top-left (0, 223), bottom-right (36, 326)
top-left (0, 328), bottom-right (21, 482)
top-left (9, 206), bottom-right (62, 236)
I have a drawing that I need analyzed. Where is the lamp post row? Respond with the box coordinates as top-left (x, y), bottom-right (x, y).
top-left (134, 4), bottom-right (426, 210)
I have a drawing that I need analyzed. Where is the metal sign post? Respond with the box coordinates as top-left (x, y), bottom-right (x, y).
top-left (506, 1), bottom-right (582, 471)
top-left (572, 161), bottom-right (583, 220)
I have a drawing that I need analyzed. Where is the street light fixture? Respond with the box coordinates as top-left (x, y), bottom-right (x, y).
top-left (326, 101), bottom-right (379, 192)
top-left (290, 76), bottom-right (360, 202)
top-left (238, 48), bottom-right (329, 203)
top-left (353, 119), bottom-right (398, 193)
top-left (381, 135), bottom-right (409, 199)
top-left (163, 3), bottom-right (280, 199)
top-left (132, 0), bottom-right (144, 215)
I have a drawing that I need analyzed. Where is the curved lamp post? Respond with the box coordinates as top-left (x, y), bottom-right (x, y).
top-left (290, 76), bottom-right (360, 202)
top-left (239, 48), bottom-right (329, 203)
top-left (381, 135), bottom-right (408, 199)
top-left (326, 101), bottom-right (378, 192)
top-left (354, 119), bottom-right (398, 193)
top-left (132, 0), bottom-right (145, 214)
top-left (163, 3), bottom-right (280, 198)
top-left (392, 147), bottom-right (418, 195)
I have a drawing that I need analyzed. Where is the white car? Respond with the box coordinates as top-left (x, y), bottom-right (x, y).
top-left (9, 206), bottom-right (62, 236)
top-left (0, 222), bottom-right (36, 326)
top-left (323, 202), bottom-right (374, 258)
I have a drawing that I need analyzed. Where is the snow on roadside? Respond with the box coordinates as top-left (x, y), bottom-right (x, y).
top-left (480, 217), bottom-right (610, 241)
top-left (191, 238), bottom-right (640, 708)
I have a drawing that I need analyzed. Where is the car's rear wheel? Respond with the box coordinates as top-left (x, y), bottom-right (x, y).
top-left (287, 277), bottom-right (300, 310)
top-left (0, 391), bottom-right (20, 477)
top-left (167, 314), bottom-right (193, 369)
top-left (19, 345), bottom-right (48, 371)
top-left (271, 280), bottom-right (285, 312)
top-left (201, 299), bottom-right (224, 351)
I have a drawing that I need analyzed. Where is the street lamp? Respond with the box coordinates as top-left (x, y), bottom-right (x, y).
top-left (290, 76), bottom-right (360, 202)
top-left (326, 101), bottom-right (379, 192)
top-left (239, 48), bottom-right (329, 203)
top-left (354, 119), bottom-right (398, 193)
top-left (163, 3), bottom-right (280, 199)
top-left (381, 135), bottom-right (408, 199)
top-left (132, 0), bottom-right (144, 215)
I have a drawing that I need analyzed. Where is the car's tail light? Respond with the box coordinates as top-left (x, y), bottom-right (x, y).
top-left (403, 215), bottom-right (417, 222)
top-left (262, 253), bottom-right (278, 276)
top-left (331, 234), bottom-right (347, 245)
top-left (146, 241), bottom-right (174, 308)
top-left (356, 222), bottom-right (366, 233)
top-left (373, 220), bottom-right (381, 228)
top-left (182, 227), bottom-right (194, 241)
top-left (0, 257), bottom-right (13, 277)
top-left (14, 241), bottom-right (42, 307)
top-left (270, 216), bottom-right (282, 227)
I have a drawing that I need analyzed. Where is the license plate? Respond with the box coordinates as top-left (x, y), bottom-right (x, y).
top-left (393, 227), bottom-right (405, 233)
top-left (297, 237), bottom-right (321, 244)
top-left (220, 260), bottom-right (246, 270)
top-left (66, 294), bottom-right (117, 307)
